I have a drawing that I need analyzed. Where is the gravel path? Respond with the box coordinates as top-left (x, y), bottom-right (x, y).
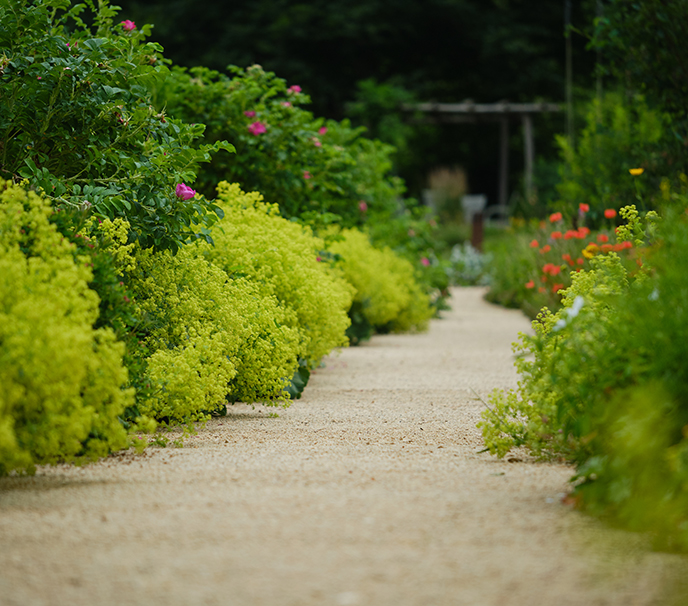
top-left (1, 286), bottom-right (686, 606)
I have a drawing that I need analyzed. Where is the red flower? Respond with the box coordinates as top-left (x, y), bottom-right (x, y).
top-left (540, 245), bottom-right (551, 254)
top-left (576, 257), bottom-right (584, 265)
top-left (597, 233), bottom-right (609, 243)
top-left (552, 283), bottom-right (564, 294)
top-left (579, 203), bottom-right (590, 213)
top-left (564, 230), bottom-right (579, 240)
top-left (549, 212), bottom-right (563, 223)
top-left (601, 244), bottom-right (613, 253)
top-left (604, 208), bottom-right (617, 219)
top-left (577, 226), bottom-right (590, 238)
top-left (529, 239), bottom-right (539, 248)
top-left (562, 253), bottom-right (573, 266)
top-left (551, 231), bottom-right (562, 240)
top-left (525, 280), bottom-right (535, 289)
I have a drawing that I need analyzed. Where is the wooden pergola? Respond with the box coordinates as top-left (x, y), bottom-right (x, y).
top-left (403, 101), bottom-right (562, 213)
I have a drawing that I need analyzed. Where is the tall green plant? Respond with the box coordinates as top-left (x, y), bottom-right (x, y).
top-left (0, 0), bottom-right (233, 252)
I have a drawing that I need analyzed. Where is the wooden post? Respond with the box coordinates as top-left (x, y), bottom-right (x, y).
top-left (523, 114), bottom-right (534, 203)
top-left (499, 116), bottom-right (509, 208)
top-left (471, 212), bottom-right (483, 252)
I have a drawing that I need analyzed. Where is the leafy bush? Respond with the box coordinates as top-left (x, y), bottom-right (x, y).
top-left (158, 64), bottom-right (404, 229)
top-left (203, 182), bottom-right (353, 369)
top-left (556, 91), bottom-right (666, 220)
top-left (126, 240), bottom-right (303, 422)
top-left (328, 228), bottom-right (433, 341)
top-left (0, 0), bottom-right (232, 251)
top-left (479, 203), bottom-right (688, 550)
top-left (0, 180), bottom-right (132, 474)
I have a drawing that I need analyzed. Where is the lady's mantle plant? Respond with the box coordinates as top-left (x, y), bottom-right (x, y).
top-left (0, 0), bottom-right (233, 252)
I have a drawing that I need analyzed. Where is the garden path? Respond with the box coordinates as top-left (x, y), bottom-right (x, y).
top-left (1, 287), bottom-right (686, 606)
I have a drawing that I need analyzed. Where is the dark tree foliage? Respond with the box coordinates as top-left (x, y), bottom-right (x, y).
top-left (116, 0), bottom-right (594, 116)
top-left (592, 0), bottom-right (688, 138)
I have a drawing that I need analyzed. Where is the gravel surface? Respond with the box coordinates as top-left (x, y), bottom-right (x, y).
top-left (1, 286), bottom-right (686, 606)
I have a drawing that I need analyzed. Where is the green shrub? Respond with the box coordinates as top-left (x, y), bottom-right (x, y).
top-left (556, 91), bottom-right (666, 221)
top-left (158, 64), bottom-right (404, 230)
top-left (203, 182), bottom-right (353, 369)
top-left (479, 203), bottom-right (688, 550)
top-left (328, 228), bottom-right (433, 339)
top-left (0, 180), bottom-right (132, 474)
top-left (127, 241), bottom-right (302, 422)
top-left (0, 0), bottom-right (232, 251)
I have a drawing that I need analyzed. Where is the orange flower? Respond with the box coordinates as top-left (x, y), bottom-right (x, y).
top-left (525, 280), bottom-right (535, 289)
top-left (542, 263), bottom-right (561, 276)
top-left (579, 203), bottom-right (590, 212)
top-left (597, 233), bottom-right (609, 243)
top-left (549, 212), bottom-right (563, 223)
top-left (551, 231), bottom-right (563, 239)
top-left (529, 239), bottom-right (539, 248)
top-left (540, 245), bottom-right (551, 254)
top-left (604, 208), bottom-right (617, 219)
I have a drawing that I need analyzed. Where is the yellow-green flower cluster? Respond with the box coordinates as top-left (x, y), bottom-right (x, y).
top-left (0, 181), bottom-right (132, 474)
top-left (328, 228), bottom-right (433, 332)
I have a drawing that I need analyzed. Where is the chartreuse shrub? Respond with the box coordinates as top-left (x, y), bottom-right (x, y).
top-left (328, 228), bottom-right (433, 342)
top-left (0, 180), bottom-right (132, 474)
top-left (0, 0), bottom-right (232, 251)
top-left (203, 182), bottom-right (353, 371)
top-left (123, 240), bottom-right (302, 422)
top-left (479, 202), bottom-right (688, 550)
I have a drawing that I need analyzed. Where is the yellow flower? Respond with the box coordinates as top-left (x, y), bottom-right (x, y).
top-left (582, 243), bottom-right (599, 259)
top-left (629, 167), bottom-right (645, 176)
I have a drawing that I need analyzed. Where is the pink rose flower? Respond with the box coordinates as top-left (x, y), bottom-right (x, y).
top-left (288, 85), bottom-right (302, 93)
top-left (358, 201), bottom-right (368, 212)
top-left (312, 137), bottom-right (322, 147)
top-left (175, 183), bottom-right (196, 200)
top-left (318, 126), bottom-right (328, 135)
top-left (421, 257), bottom-right (431, 267)
top-left (244, 110), bottom-right (256, 117)
top-left (248, 121), bottom-right (267, 135)
top-left (282, 102), bottom-right (292, 107)
top-left (303, 171), bottom-right (312, 180)
top-left (120, 20), bottom-right (136, 32)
